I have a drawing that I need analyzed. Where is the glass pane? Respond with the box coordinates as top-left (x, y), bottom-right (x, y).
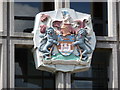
top-left (14, 2), bottom-right (41, 16)
top-left (92, 2), bottom-right (108, 36)
top-left (15, 78), bottom-right (26, 87)
top-left (73, 68), bottom-right (92, 78)
top-left (42, 2), bottom-right (54, 11)
top-left (72, 80), bottom-right (92, 89)
top-left (72, 49), bottom-right (111, 89)
top-left (91, 49), bottom-right (111, 88)
top-left (14, 2), bottom-right (41, 33)
top-left (92, 49), bottom-right (111, 64)
top-left (27, 48), bottom-right (43, 76)
top-left (43, 79), bottom-right (54, 88)
top-left (70, 2), bottom-right (91, 14)
top-left (43, 71), bottom-right (54, 77)
top-left (27, 79), bottom-right (42, 88)
top-left (15, 62), bottom-right (24, 75)
top-left (15, 46), bottom-right (55, 88)
top-left (15, 47), bottom-right (43, 76)
top-left (70, 2), bottom-right (108, 36)
top-left (14, 20), bottom-right (34, 32)
top-left (15, 48), bottom-right (28, 76)
top-left (93, 24), bottom-right (103, 36)
top-left (14, 2), bottom-right (54, 33)
top-left (15, 78), bottom-right (42, 88)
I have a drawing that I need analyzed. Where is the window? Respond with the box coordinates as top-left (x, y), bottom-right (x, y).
top-left (72, 48), bottom-right (111, 89)
top-left (15, 45), bottom-right (55, 89)
top-left (92, 2), bottom-right (108, 36)
top-left (13, 1), bottom-right (55, 89)
top-left (70, 2), bottom-right (108, 36)
top-left (14, 2), bottom-right (54, 33)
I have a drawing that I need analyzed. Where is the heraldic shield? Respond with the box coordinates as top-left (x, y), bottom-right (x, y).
top-left (57, 35), bottom-right (75, 56)
top-left (32, 8), bottom-right (96, 73)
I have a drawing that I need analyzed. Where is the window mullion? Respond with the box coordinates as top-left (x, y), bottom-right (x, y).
top-left (108, 0), bottom-right (117, 37)
top-left (65, 0), bottom-right (70, 8)
top-left (54, 0), bottom-right (62, 10)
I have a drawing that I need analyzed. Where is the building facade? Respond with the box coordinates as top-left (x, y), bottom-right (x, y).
top-left (0, 0), bottom-right (120, 89)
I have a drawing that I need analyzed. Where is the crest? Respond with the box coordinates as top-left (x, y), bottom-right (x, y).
top-left (33, 8), bottom-right (96, 73)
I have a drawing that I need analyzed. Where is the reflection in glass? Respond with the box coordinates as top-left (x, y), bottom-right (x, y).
top-left (92, 49), bottom-right (111, 88)
top-left (43, 71), bottom-right (54, 77)
top-left (44, 79), bottom-right (54, 88)
top-left (70, 2), bottom-right (91, 14)
top-left (27, 79), bottom-right (42, 88)
top-left (14, 2), bottom-right (54, 33)
top-left (70, 2), bottom-right (108, 36)
top-left (92, 2), bottom-right (108, 36)
top-left (14, 20), bottom-right (34, 32)
top-left (72, 80), bottom-right (92, 89)
top-left (15, 47), bottom-right (55, 88)
top-left (15, 78), bottom-right (42, 88)
top-left (14, 2), bottom-right (41, 16)
top-left (71, 49), bottom-right (111, 89)
top-left (93, 24), bottom-right (104, 36)
top-left (74, 68), bottom-right (92, 78)
top-left (14, 2), bottom-right (40, 33)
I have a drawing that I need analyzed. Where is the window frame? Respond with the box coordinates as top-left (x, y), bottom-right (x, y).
top-left (0, 38), bottom-right (7, 89)
top-left (10, 39), bottom-right (33, 88)
top-left (10, 2), bottom-right (37, 38)
top-left (69, 0), bottom-right (117, 40)
top-left (10, 2), bottom-right (55, 38)
top-left (14, 43), bottom-right (55, 89)
top-left (71, 48), bottom-right (111, 88)
top-left (0, 2), bottom-right (7, 36)
top-left (0, 1), bottom-right (8, 89)
top-left (96, 43), bottom-right (118, 88)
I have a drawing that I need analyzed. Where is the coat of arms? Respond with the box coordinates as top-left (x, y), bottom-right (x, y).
top-left (33, 8), bottom-right (96, 72)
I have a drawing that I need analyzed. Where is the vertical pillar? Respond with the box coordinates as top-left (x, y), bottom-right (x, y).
top-left (0, 0), bottom-right (3, 32)
top-left (108, 0), bottom-right (117, 37)
top-left (56, 72), bottom-right (64, 90)
top-left (65, 0), bottom-right (70, 8)
top-left (55, 0), bottom-right (62, 10)
top-left (65, 73), bottom-right (71, 89)
top-left (56, 72), bottom-right (71, 89)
